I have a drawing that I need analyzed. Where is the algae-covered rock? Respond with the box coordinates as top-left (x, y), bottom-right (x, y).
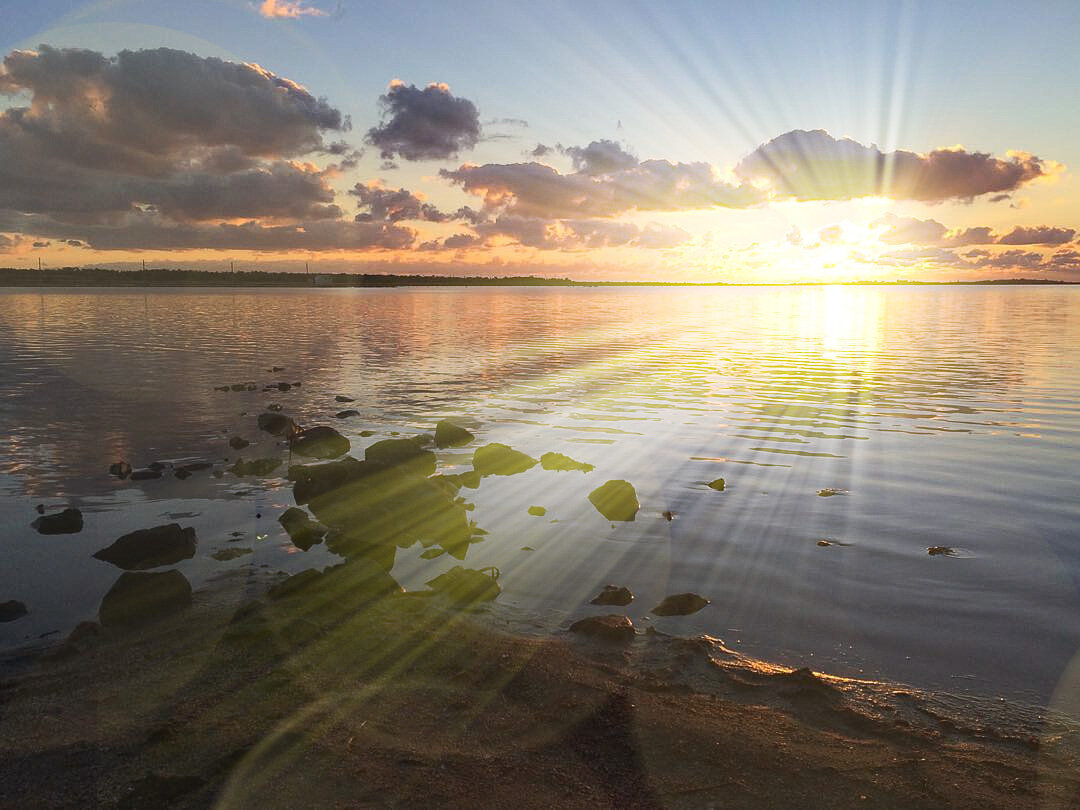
top-left (540, 452), bottom-right (594, 473)
top-left (289, 456), bottom-right (375, 504)
top-left (707, 478), bottom-right (726, 491)
top-left (364, 438), bottom-right (437, 476)
top-left (93, 523), bottom-right (197, 570)
top-left (257, 412), bottom-right (297, 436)
top-left (278, 507), bottom-right (327, 551)
top-left (652, 592), bottom-right (710, 616)
top-left (109, 461), bottom-right (132, 479)
top-left (32, 507), bottom-right (83, 535)
top-left (335, 409), bottom-right (360, 419)
top-left (528, 505), bottom-right (546, 517)
top-left (290, 425), bottom-right (350, 459)
top-left (228, 436), bottom-right (250, 450)
top-left (212, 547), bottom-right (253, 561)
top-left (228, 457), bottom-right (281, 477)
top-left (435, 420), bottom-right (475, 448)
top-left (569, 614), bottom-right (635, 643)
top-left (588, 480), bottom-right (638, 521)
top-left (473, 443), bottom-right (537, 476)
top-left (590, 585), bottom-right (633, 606)
top-left (99, 570), bottom-right (192, 627)
top-left (424, 565), bottom-right (500, 605)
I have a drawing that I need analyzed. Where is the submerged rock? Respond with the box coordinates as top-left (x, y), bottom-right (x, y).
top-left (0, 600), bottom-right (28, 622)
top-left (289, 456), bottom-right (376, 504)
top-left (335, 409), bottom-right (360, 419)
top-left (569, 614), bottom-right (635, 643)
top-left (228, 457), bottom-right (281, 477)
top-left (817, 488), bottom-right (847, 497)
top-left (99, 570), bottom-right (192, 627)
top-left (32, 507), bottom-right (84, 535)
top-left (707, 478), bottom-right (726, 491)
top-left (472, 443), bottom-right (537, 476)
top-left (211, 547), bottom-right (253, 561)
top-left (130, 469), bottom-right (162, 481)
top-left (93, 523), bottom-right (197, 570)
top-left (652, 592), bottom-right (710, 616)
top-left (540, 452), bottom-right (594, 473)
top-left (588, 480), bottom-right (639, 521)
top-left (927, 546), bottom-right (956, 556)
top-left (364, 438), bottom-right (436, 476)
top-left (278, 507), bottom-right (327, 551)
top-left (424, 565), bottom-right (501, 605)
top-left (335, 395), bottom-right (354, 403)
top-left (228, 436), bottom-right (250, 450)
top-left (291, 425), bottom-right (350, 459)
top-left (434, 419), bottom-right (475, 448)
top-left (257, 412), bottom-right (298, 436)
top-left (590, 585), bottom-right (634, 606)
top-left (109, 461), bottom-right (132, 479)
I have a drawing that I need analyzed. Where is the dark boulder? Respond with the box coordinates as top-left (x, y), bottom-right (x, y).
top-left (257, 412), bottom-right (297, 436)
top-left (93, 523), bottom-right (197, 570)
top-left (278, 507), bottom-right (327, 551)
top-left (32, 507), bottom-right (83, 535)
top-left (434, 420), bottom-right (475, 448)
top-left (569, 614), bottom-right (635, 643)
top-left (588, 480), bottom-right (639, 521)
top-left (0, 600), bottom-right (28, 622)
top-left (99, 570), bottom-right (192, 628)
top-left (472, 443), bottom-right (537, 476)
top-left (364, 438), bottom-right (436, 476)
top-left (291, 425), bottom-right (350, 459)
top-left (335, 395), bottom-right (354, 403)
top-left (652, 592), bottom-right (710, 616)
top-left (590, 585), bottom-right (633, 606)
top-left (335, 409), bottom-right (360, 419)
top-left (228, 436), bottom-right (250, 450)
top-left (289, 456), bottom-right (379, 504)
top-left (130, 469), bottom-right (162, 481)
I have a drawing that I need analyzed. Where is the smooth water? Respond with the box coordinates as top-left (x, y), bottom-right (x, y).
top-left (1, 285), bottom-right (1078, 709)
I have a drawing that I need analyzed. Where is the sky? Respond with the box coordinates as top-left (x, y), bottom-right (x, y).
top-left (2, 0), bottom-right (1080, 282)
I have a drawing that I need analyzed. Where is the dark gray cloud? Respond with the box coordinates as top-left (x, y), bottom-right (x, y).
top-left (440, 159), bottom-right (762, 219)
top-left (365, 81), bottom-right (481, 161)
top-left (736, 129), bottom-right (1047, 202)
top-left (32, 240), bottom-right (49, 248)
top-left (417, 214), bottom-right (689, 252)
top-left (529, 143), bottom-right (553, 158)
top-left (349, 181), bottom-right (484, 225)
top-left (560, 140), bottom-right (638, 175)
top-left (996, 225), bottom-right (1075, 245)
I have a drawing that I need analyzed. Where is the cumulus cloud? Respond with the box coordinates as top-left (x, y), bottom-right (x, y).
top-left (736, 129), bottom-right (1048, 202)
top-left (349, 180), bottom-right (484, 224)
top-left (258, 0), bottom-right (328, 18)
top-left (876, 215), bottom-right (1075, 248)
top-left (365, 81), bottom-right (481, 161)
top-left (560, 140), bottom-right (638, 175)
top-left (441, 159), bottom-right (763, 219)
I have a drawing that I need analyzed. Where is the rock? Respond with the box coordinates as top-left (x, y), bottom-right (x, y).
top-left (130, 469), bottom-right (162, 481)
top-left (0, 600), bottom-right (28, 622)
top-left (211, 547), bottom-right (253, 561)
top-left (93, 523), bottom-right (197, 570)
top-left (99, 570), bottom-right (192, 628)
top-left (289, 456), bottom-right (377, 504)
top-left (228, 436), bottom-right (250, 450)
top-left (35, 504), bottom-right (44, 514)
top-left (291, 425), bottom-right (350, 459)
top-left (214, 385), bottom-right (230, 392)
top-left (174, 469), bottom-right (192, 480)
top-left (228, 457), bottom-right (282, 477)
top-left (472, 443), bottom-right (537, 476)
top-left (67, 620), bottom-right (102, 644)
top-left (278, 507), bottom-right (327, 551)
top-left (817, 488), bottom-right (847, 497)
top-left (435, 420), bottom-right (475, 448)
top-left (109, 461), bottom-right (132, 479)
top-left (590, 585), bottom-right (633, 606)
top-left (588, 480), bottom-right (639, 521)
top-left (229, 383), bottom-right (247, 392)
top-left (817, 539), bottom-right (833, 547)
top-left (335, 409), bottom-right (360, 419)
top-left (269, 366), bottom-right (285, 372)
top-left (569, 614), bottom-right (635, 643)
top-left (927, 546), bottom-right (956, 556)
top-left (266, 403), bottom-right (283, 411)
top-left (359, 430), bottom-right (374, 437)
top-left (175, 462), bottom-right (212, 477)
top-left (707, 478), bottom-right (726, 491)
top-left (652, 592), bottom-right (710, 616)
top-left (364, 438), bottom-right (436, 476)
top-left (460, 470), bottom-right (481, 489)
top-left (528, 505), bottom-right (546, 517)
top-left (32, 507), bottom-right (84, 535)
top-left (257, 412), bottom-right (298, 436)
top-left (540, 452), bottom-right (594, 473)
top-left (335, 395), bottom-right (354, 403)
top-left (148, 462), bottom-right (167, 472)
top-left (425, 566), bottom-right (501, 605)
top-left (662, 510), bottom-right (676, 521)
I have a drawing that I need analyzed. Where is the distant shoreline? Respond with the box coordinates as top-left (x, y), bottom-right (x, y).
top-left (0, 267), bottom-right (1076, 288)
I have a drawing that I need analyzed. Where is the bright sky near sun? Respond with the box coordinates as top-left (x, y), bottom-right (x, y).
top-left (2, 0), bottom-right (1080, 281)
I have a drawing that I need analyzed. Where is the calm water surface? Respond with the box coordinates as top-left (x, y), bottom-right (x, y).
top-left (1, 285), bottom-right (1078, 710)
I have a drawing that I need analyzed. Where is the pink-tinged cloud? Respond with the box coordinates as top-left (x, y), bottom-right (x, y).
top-left (876, 215), bottom-right (1074, 247)
top-left (258, 0), bottom-right (327, 19)
top-left (737, 129), bottom-right (1049, 202)
top-left (996, 225), bottom-right (1076, 245)
top-left (366, 82), bottom-right (481, 161)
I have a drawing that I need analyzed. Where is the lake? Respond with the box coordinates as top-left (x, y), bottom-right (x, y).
top-left (1, 285), bottom-right (1078, 713)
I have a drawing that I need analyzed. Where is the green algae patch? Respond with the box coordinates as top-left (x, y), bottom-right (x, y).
top-left (540, 452), bottom-right (594, 473)
top-left (472, 443), bottom-right (537, 476)
top-left (707, 478), bottom-right (726, 491)
top-left (528, 505), bottom-right (546, 517)
top-left (588, 480), bottom-right (639, 521)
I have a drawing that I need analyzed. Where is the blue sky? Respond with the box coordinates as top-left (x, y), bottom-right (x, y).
top-left (2, 0), bottom-right (1079, 280)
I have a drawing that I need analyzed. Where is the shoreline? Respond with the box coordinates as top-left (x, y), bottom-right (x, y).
top-left (2, 564), bottom-right (1078, 808)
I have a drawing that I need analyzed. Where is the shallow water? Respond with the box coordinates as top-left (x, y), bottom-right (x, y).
top-left (1, 285), bottom-right (1078, 711)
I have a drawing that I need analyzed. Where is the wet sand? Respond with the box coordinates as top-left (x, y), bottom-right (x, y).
top-left (1, 565), bottom-right (1077, 809)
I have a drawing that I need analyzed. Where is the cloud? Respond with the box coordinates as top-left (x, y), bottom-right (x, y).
top-left (441, 159), bottom-right (763, 219)
top-left (418, 215), bottom-right (690, 252)
top-left (257, 0), bottom-right (327, 18)
top-left (996, 225), bottom-right (1075, 245)
top-left (0, 233), bottom-right (21, 252)
top-left (529, 143), bottom-right (553, 158)
top-left (365, 81), bottom-right (481, 161)
top-left (349, 180), bottom-right (484, 225)
top-left (560, 140), bottom-right (638, 175)
top-left (736, 129), bottom-right (1049, 202)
